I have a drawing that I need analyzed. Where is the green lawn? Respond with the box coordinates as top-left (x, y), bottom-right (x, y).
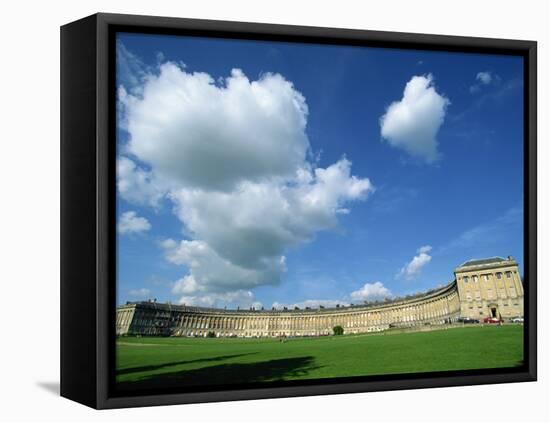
top-left (116, 325), bottom-right (523, 390)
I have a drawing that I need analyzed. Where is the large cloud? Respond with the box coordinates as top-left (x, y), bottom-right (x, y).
top-left (380, 74), bottom-right (449, 163)
top-left (120, 64), bottom-right (309, 191)
top-left (163, 158), bottom-right (372, 305)
top-left (118, 50), bottom-right (374, 307)
top-left (169, 158), bottom-right (372, 271)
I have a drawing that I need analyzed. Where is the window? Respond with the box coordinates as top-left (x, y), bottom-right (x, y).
top-left (483, 274), bottom-right (490, 281)
top-left (496, 272), bottom-right (502, 279)
top-left (505, 271), bottom-right (512, 278)
top-left (463, 276), bottom-right (469, 283)
top-left (472, 275), bottom-right (479, 283)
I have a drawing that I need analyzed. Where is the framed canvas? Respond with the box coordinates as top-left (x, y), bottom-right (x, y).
top-left (60, 12), bottom-right (537, 409)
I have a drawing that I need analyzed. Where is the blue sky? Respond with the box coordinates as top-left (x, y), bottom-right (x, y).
top-left (116, 32), bottom-right (524, 309)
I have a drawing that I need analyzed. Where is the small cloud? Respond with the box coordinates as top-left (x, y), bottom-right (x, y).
top-left (172, 275), bottom-right (201, 295)
top-left (476, 71), bottom-right (493, 85)
top-left (417, 245), bottom-right (432, 254)
top-left (380, 74), bottom-right (450, 163)
top-left (350, 282), bottom-right (392, 302)
top-left (118, 211), bottom-right (151, 234)
top-left (469, 71), bottom-right (501, 94)
top-left (176, 290), bottom-right (261, 309)
top-left (398, 245), bottom-right (432, 280)
top-left (117, 157), bottom-right (165, 208)
top-left (271, 281), bottom-right (392, 309)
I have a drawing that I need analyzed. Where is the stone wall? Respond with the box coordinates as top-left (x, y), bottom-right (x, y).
top-left (454, 256), bottom-right (524, 320)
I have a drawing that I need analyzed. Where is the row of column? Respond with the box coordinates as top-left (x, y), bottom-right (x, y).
top-left (116, 289), bottom-right (462, 337)
top-left (116, 308), bottom-right (135, 334)
top-left (168, 291), bottom-right (460, 336)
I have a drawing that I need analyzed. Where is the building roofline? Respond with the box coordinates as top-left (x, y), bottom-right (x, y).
top-left (118, 280), bottom-right (457, 315)
top-left (458, 256), bottom-right (504, 267)
top-left (455, 256), bottom-right (517, 271)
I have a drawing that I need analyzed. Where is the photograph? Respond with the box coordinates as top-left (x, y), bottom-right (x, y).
top-left (114, 30), bottom-right (526, 394)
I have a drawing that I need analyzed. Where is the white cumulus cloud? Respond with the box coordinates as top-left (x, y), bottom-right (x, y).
top-left (117, 47), bottom-right (374, 305)
top-left (120, 64), bottom-right (309, 191)
top-left (163, 158), bottom-right (373, 299)
top-left (169, 158), bottom-right (372, 273)
top-left (380, 74), bottom-right (450, 163)
top-left (398, 245), bottom-right (432, 280)
top-left (118, 211), bottom-right (151, 234)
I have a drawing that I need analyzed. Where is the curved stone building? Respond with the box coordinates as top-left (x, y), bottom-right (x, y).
top-left (116, 256), bottom-right (524, 337)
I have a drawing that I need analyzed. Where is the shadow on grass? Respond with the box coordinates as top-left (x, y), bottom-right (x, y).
top-left (117, 352), bottom-right (257, 376)
top-left (117, 356), bottom-right (320, 391)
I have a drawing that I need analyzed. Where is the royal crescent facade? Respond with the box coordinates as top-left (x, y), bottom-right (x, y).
top-left (116, 256), bottom-right (524, 337)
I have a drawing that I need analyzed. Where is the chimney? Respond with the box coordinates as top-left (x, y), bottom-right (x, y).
top-left (508, 255), bottom-right (514, 261)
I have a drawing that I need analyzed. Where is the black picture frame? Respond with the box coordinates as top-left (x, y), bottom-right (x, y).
top-left (60, 12), bottom-right (537, 409)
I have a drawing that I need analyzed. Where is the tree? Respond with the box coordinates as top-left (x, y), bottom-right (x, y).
top-left (206, 331), bottom-right (216, 338)
top-left (333, 325), bottom-right (344, 336)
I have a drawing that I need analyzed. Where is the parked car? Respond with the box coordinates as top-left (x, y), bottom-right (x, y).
top-left (483, 316), bottom-right (503, 324)
top-left (457, 317), bottom-right (480, 324)
top-left (511, 316), bottom-right (524, 323)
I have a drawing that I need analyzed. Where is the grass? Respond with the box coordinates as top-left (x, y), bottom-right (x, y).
top-left (116, 325), bottom-right (523, 391)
